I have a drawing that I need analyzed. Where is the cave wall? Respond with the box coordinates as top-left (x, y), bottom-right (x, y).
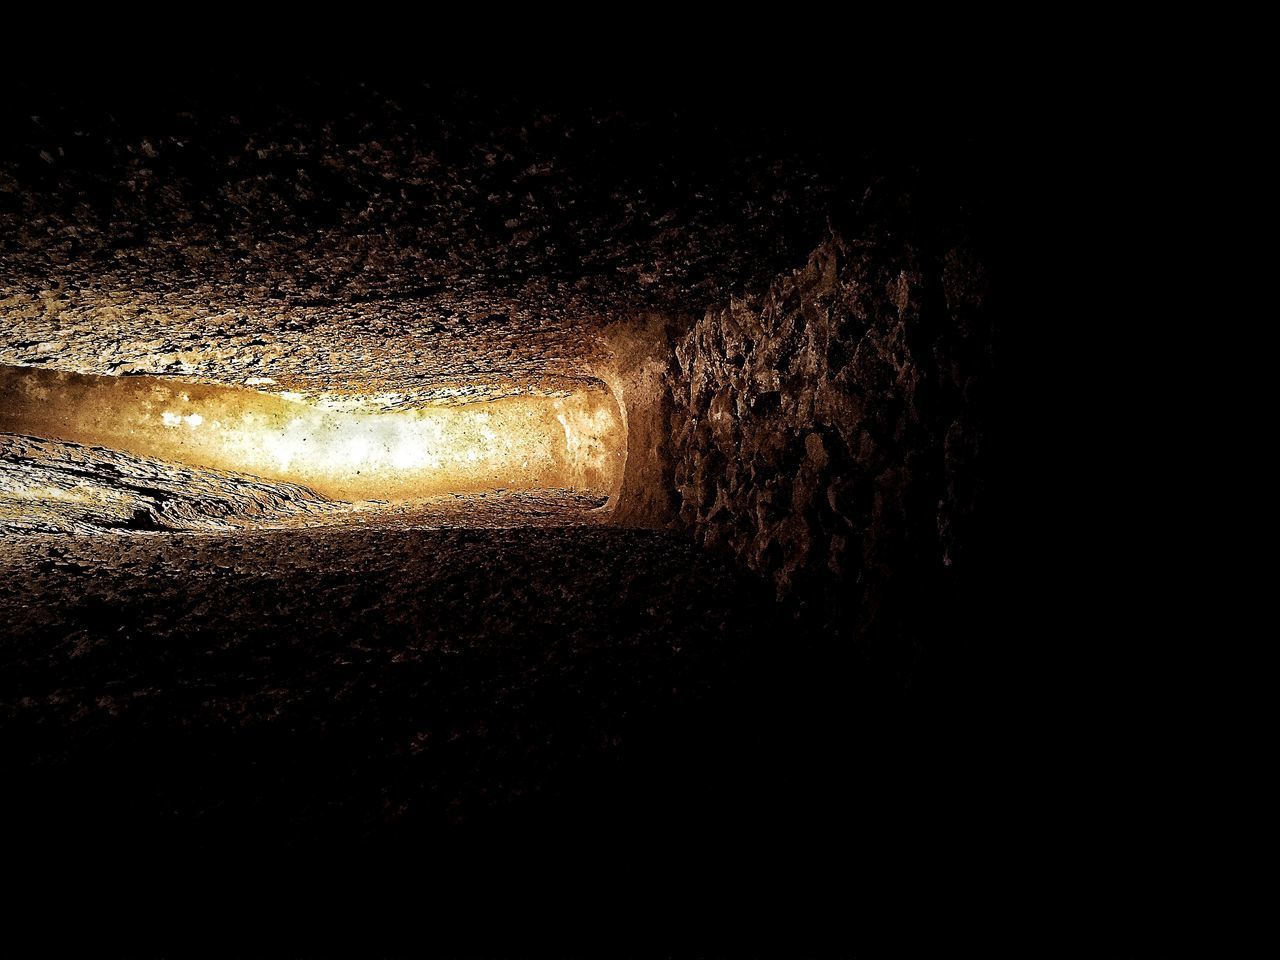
top-left (595, 313), bottom-right (684, 529)
top-left (663, 187), bottom-right (991, 664)
top-left (0, 434), bottom-right (342, 534)
top-left (0, 365), bottom-right (624, 501)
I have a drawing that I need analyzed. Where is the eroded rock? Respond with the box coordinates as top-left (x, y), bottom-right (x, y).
top-left (667, 195), bottom-right (991, 662)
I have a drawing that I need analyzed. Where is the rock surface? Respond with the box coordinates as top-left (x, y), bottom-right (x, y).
top-left (0, 433), bottom-right (609, 534)
top-left (668, 187), bottom-right (991, 666)
top-left (1, 80), bottom-right (844, 408)
top-left (0, 433), bottom-right (344, 533)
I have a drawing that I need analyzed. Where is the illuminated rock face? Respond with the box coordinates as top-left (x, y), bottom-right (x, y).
top-left (0, 434), bottom-right (342, 533)
top-left (0, 286), bottom-right (607, 411)
top-left (0, 432), bottom-right (611, 534)
top-left (0, 365), bottom-right (623, 501)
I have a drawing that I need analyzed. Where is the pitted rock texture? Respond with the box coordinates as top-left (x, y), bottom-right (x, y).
top-left (1, 81), bottom-right (844, 407)
top-left (0, 433), bottom-right (345, 533)
top-left (669, 200), bottom-right (990, 664)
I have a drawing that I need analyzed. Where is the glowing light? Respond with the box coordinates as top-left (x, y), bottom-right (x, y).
top-left (161, 411), bottom-right (204, 428)
top-left (0, 365), bottom-right (624, 501)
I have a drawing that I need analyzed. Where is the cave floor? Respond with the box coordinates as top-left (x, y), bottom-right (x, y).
top-left (0, 508), bottom-right (968, 941)
top-left (0, 519), bottom-right (790, 853)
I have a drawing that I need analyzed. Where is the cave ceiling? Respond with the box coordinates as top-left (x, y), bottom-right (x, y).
top-left (1, 79), bottom-right (858, 408)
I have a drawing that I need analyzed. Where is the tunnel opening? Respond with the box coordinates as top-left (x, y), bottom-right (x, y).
top-left (1, 363), bottom-right (625, 526)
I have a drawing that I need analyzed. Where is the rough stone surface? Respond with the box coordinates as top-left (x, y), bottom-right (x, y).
top-left (1, 81), bottom-right (842, 408)
top-left (0, 433), bottom-right (343, 533)
top-left (668, 189), bottom-right (991, 666)
top-left (594, 313), bottom-right (683, 528)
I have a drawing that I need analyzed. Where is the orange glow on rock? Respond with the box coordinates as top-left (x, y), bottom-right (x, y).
top-left (0, 366), bottom-right (624, 501)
